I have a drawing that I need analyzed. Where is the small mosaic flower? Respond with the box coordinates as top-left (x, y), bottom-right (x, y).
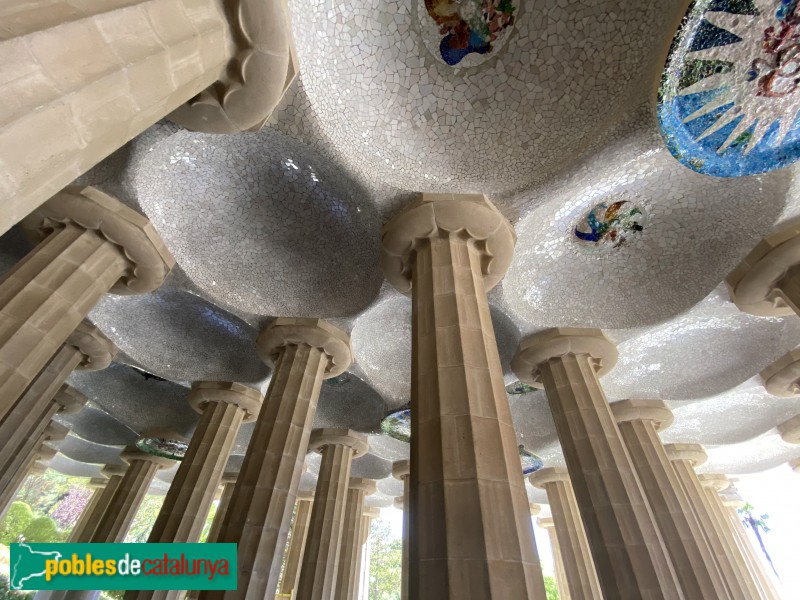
top-left (573, 200), bottom-right (645, 252)
top-left (380, 408), bottom-right (411, 443)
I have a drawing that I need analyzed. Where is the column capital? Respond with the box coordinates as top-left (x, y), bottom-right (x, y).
top-left (760, 350), bottom-right (800, 397)
top-left (664, 443), bottom-right (707, 467)
top-left (256, 318), bottom-right (352, 377)
top-left (778, 414), bottom-right (800, 444)
top-left (380, 193), bottom-right (516, 294)
top-left (363, 507), bottom-right (381, 519)
top-left (35, 445), bottom-right (58, 461)
top-left (307, 429), bottom-right (368, 457)
top-left (66, 321), bottom-right (117, 371)
top-left (393, 496), bottom-right (404, 510)
top-left (392, 459), bottom-right (410, 480)
top-left (349, 478), bottom-right (377, 494)
top-left (722, 496), bottom-right (746, 509)
top-left (120, 446), bottom-right (175, 470)
top-left (698, 474), bottom-right (732, 493)
top-left (789, 457), bottom-right (800, 473)
top-left (42, 421), bottom-right (69, 442)
top-left (528, 466), bottom-right (570, 489)
top-left (21, 186), bottom-right (175, 295)
top-left (29, 462), bottom-right (48, 475)
top-left (102, 465), bottom-right (127, 478)
top-left (611, 399), bottom-right (674, 431)
top-left (53, 384), bottom-right (88, 414)
top-left (512, 327), bottom-right (617, 388)
top-left (537, 516), bottom-right (555, 529)
top-left (529, 503), bottom-right (542, 516)
top-left (188, 381), bottom-right (263, 421)
top-left (88, 477), bottom-right (108, 489)
top-left (297, 489), bottom-right (315, 501)
top-left (221, 471), bottom-right (239, 485)
top-left (726, 223), bottom-right (800, 316)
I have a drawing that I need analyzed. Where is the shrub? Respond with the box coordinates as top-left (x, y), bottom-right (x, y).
top-left (21, 517), bottom-right (58, 543)
top-left (0, 503), bottom-right (33, 546)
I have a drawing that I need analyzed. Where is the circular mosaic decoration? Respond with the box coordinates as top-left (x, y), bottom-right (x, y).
top-left (416, 0), bottom-right (518, 67)
top-left (506, 380), bottom-right (537, 395)
top-left (573, 200), bottom-right (645, 252)
top-left (135, 437), bottom-right (189, 461)
top-left (659, 0), bottom-right (800, 176)
top-left (518, 445), bottom-right (544, 475)
top-left (381, 408), bottom-right (411, 443)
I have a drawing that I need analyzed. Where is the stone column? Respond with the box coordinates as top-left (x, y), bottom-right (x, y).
top-left (359, 508), bottom-right (380, 600)
top-left (69, 465), bottom-right (126, 542)
top-left (205, 472), bottom-right (237, 544)
top-left (69, 476), bottom-right (112, 542)
top-left (381, 194), bottom-right (545, 600)
top-left (612, 399), bottom-right (729, 599)
top-left (536, 517), bottom-right (570, 600)
top-left (296, 430), bottom-right (368, 600)
top-left (529, 468), bottom-right (601, 599)
top-left (392, 460), bottom-right (410, 600)
top-left (665, 444), bottom-right (757, 599)
top-left (89, 447), bottom-right (173, 543)
top-left (0, 320), bottom-right (115, 423)
top-left (0, 186), bottom-right (172, 408)
top-left (278, 491), bottom-right (314, 598)
top-left (0, 385), bottom-right (86, 487)
top-left (513, 328), bottom-right (681, 599)
top-left (0, 0), bottom-right (297, 234)
top-left (198, 319), bottom-right (351, 600)
top-left (721, 492), bottom-right (782, 600)
top-left (0, 441), bottom-right (59, 518)
top-left (334, 478), bottom-right (376, 600)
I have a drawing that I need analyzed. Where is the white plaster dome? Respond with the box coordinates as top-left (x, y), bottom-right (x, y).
top-left (131, 128), bottom-right (383, 318)
top-left (287, 0), bottom-right (685, 193)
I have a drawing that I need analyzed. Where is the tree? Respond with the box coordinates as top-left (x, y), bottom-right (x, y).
top-left (738, 502), bottom-right (778, 577)
top-left (124, 495), bottom-right (165, 543)
top-left (367, 520), bottom-right (401, 600)
top-left (543, 574), bottom-right (559, 600)
top-left (50, 488), bottom-right (92, 530)
top-left (22, 517), bottom-right (59, 543)
top-left (0, 503), bottom-right (33, 545)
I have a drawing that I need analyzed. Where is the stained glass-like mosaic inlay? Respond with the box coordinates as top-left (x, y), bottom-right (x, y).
top-left (418, 0), bottom-right (518, 67)
top-left (659, 0), bottom-right (800, 176)
top-left (573, 200), bottom-right (645, 252)
top-left (135, 437), bottom-right (188, 461)
top-left (506, 380), bottom-right (537, 395)
top-left (519, 445), bottom-right (544, 475)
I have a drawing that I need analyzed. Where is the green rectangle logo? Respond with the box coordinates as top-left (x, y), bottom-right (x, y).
top-left (9, 543), bottom-right (237, 590)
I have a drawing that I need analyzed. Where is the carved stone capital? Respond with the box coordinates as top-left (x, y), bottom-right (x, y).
top-left (698, 474), bottom-right (731, 493)
top-left (391, 459), bottom-right (410, 480)
top-left (611, 399), bottom-right (674, 431)
top-left (35, 444), bottom-right (58, 462)
top-left (664, 443), bottom-right (707, 467)
top-left (512, 327), bottom-right (618, 388)
top-left (297, 489), bottom-right (315, 501)
top-left (169, 0), bottom-right (297, 134)
top-left (537, 516), bottom-right (554, 529)
top-left (88, 477), bottom-right (108, 489)
top-left (307, 428), bottom-right (368, 457)
top-left (349, 478), bottom-right (377, 495)
top-left (42, 421), bottom-right (69, 442)
top-left (53, 384), bottom-right (88, 415)
top-left (529, 467), bottom-right (570, 489)
top-left (67, 321), bottom-right (117, 371)
top-left (760, 350), bottom-right (800, 397)
top-left (101, 465), bottom-right (127, 478)
top-left (22, 186), bottom-right (175, 295)
top-left (256, 318), bottom-right (352, 378)
top-left (363, 507), bottom-right (381, 519)
top-left (381, 193), bottom-right (516, 294)
top-left (528, 503), bottom-right (542, 517)
top-left (188, 381), bottom-right (263, 421)
top-left (726, 223), bottom-right (800, 316)
top-left (789, 457), bottom-right (800, 474)
top-left (778, 415), bottom-right (800, 445)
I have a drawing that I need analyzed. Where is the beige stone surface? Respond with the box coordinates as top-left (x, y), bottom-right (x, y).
top-left (790, 457), bottom-right (800, 474)
top-left (760, 350), bottom-right (800, 397)
top-left (204, 473), bottom-right (237, 545)
top-left (665, 444), bottom-right (756, 599)
top-left (69, 477), bottom-right (113, 543)
top-left (392, 460), bottom-right (410, 600)
top-left (334, 478), bottom-right (376, 600)
top-left (778, 414), bottom-right (800, 444)
top-left (199, 319), bottom-right (350, 600)
top-left (382, 195), bottom-right (544, 600)
top-left (529, 469), bottom-right (601, 599)
top-left (296, 431), bottom-right (367, 600)
top-left (536, 517), bottom-right (571, 600)
top-left (612, 400), bottom-right (728, 599)
top-left (278, 495), bottom-right (313, 596)
top-left (515, 330), bottom-right (681, 600)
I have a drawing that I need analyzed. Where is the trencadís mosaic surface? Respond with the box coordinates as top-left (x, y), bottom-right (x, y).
top-left (573, 200), bottom-right (645, 251)
top-left (660, 0), bottom-right (800, 176)
top-left (518, 445), bottom-right (544, 475)
top-left (135, 437), bottom-right (189, 461)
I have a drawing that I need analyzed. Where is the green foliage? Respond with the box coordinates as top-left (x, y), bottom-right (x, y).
top-left (367, 520), bottom-right (402, 600)
top-left (738, 502), bottom-right (770, 532)
top-left (198, 500), bottom-right (218, 543)
top-left (543, 574), bottom-right (559, 600)
top-left (0, 503), bottom-right (33, 545)
top-left (124, 495), bottom-right (165, 543)
top-left (0, 576), bottom-right (33, 600)
top-left (22, 517), bottom-right (59, 543)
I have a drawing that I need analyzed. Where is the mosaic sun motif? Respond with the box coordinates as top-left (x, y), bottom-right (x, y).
top-left (417, 0), bottom-right (518, 67)
top-left (659, 0), bottom-right (800, 176)
top-left (573, 200), bottom-right (645, 251)
top-left (135, 437), bottom-right (188, 461)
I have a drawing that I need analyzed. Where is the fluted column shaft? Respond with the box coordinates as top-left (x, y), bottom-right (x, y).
top-left (667, 453), bottom-right (755, 600)
top-left (616, 415), bottom-right (729, 598)
top-left (410, 234), bottom-right (544, 599)
top-left (537, 518), bottom-right (570, 600)
top-left (296, 444), bottom-right (355, 600)
top-left (278, 496), bottom-right (313, 596)
top-left (723, 502), bottom-right (781, 600)
top-left (0, 449), bottom-right (47, 517)
top-left (0, 0), bottom-right (231, 233)
top-left (335, 481), bottom-right (374, 600)
top-left (205, 477), bottom-right (236, 544)
top-left (536, 354), bottom-right (680, 599)
top-left (90, 456), bottom-right (166, 543)
top-left (530, 471), bottom-right (601, 598)
top-left (70, 476), bottom-right (122, 542)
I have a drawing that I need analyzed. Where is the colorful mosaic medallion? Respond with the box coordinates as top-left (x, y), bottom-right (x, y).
top-left (417, 0), bottom-right (518, 67)
top-left (506, 380), bottom-right (537, 394)
top-left (659, 0), bottom-right (800, 176)
top-left (519, 445), bottom-right (544, 475)
top-left (381, 408), bottom-right (411, 443)
top-left (135, 437), bottom-right (188, 461)
top-left (573, 200), bottom-right (645, 252)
